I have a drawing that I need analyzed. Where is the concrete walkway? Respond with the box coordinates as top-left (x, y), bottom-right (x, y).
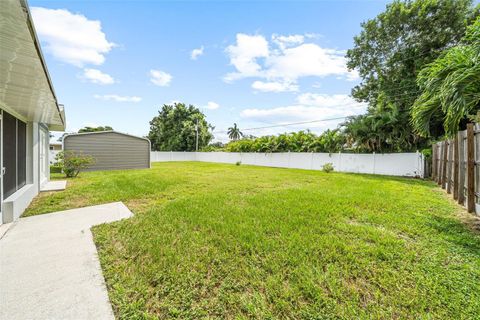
top-left (40, 180), bottom-right (67, 192)
top-left (0, 202), bottom-right (133, 320)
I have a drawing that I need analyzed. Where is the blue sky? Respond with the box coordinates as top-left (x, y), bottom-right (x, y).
top-left (30, 0), bottom-right (390, 142)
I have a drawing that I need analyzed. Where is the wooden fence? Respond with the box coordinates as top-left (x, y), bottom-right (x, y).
top-left (432, 123), bottom-right (478, 214)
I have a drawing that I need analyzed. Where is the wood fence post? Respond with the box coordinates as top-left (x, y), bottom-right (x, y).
top-left (467, 123), bottom-right (475, 213)
top-left (437, 143), bottom-right (442, 185)
top-left (453, 135), bottom-right (459, 199)
top-left (439, 143), bottom-right (444, 186)
top-left (432, 144), bottom-right (436, 181)
top-left (447, 140), bottom-right (453, 194)
top-left (458, 131), bottom-right (466, 205)
top-left (436, 144), bottom-right (441, 183)
top-left (441, 141), bottom-right (448, 189)
top-left (436, 142), bottom-right (442, 183)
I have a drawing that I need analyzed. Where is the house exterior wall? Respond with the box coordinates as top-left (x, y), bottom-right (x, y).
top-left (0, 0), bottom-right (65, 225)
top-left (50, 144), bottom-right (62, 151)
top-left (63, 132), bottom-right (150, 171)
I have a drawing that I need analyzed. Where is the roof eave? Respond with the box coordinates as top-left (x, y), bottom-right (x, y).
top-left (20, 0), bottom-right (65, 130)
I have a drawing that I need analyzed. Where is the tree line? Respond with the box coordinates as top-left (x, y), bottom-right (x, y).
top-left (222, 130), bottom-right (345, 153)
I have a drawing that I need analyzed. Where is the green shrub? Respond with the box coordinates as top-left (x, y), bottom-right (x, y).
top-left (55, 151), bottom-right (95, 178)
top-left (322, 163), bottom-right (334, 173)
top-left (50, 165), bottom-right (62, 174)
top-left (235, 161), bottom-right (241, 166)
top-left (421, 148), bottom-right (432, 161)
top-left (224, 130), bottom-right (345, 153)
top-left (201, 142), bottom-right (225, 152)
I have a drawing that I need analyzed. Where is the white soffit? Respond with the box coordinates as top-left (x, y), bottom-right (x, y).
top-left (0, 0), bottom-right (65, 130)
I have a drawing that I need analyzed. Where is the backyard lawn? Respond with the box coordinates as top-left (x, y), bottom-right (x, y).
top-left (25, 162), bottom-right (480, 319)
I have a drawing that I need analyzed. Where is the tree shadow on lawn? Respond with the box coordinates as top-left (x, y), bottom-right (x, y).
top-left (346, 172), bottom-right (438, 188)
top-left (345, 172), bottom-right (480, 253)
top-left (426, 213), bottom-right (480, 258)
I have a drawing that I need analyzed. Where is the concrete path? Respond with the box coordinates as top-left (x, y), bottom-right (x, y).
top-left (0, 202), bottom-right (133, 320)
top-left (40, 180), bottom-right (67, 192)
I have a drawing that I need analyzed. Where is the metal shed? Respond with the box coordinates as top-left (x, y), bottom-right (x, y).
top-left (63, 131), bottom-right (150, 171)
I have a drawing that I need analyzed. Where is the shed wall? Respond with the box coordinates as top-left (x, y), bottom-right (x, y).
top-left (64, 132), bottom-right (150, 171)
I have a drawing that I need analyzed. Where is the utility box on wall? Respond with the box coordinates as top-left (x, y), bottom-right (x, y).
top-left (63, 131), bottom-right (150, 171)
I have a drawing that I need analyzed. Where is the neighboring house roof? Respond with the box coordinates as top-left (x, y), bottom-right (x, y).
top-left (0, 0), bottom-right (65, 131)
top-left (50, 142), bottom-right (62, 146)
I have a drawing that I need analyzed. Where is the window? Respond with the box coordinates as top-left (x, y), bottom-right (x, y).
top-left (2, 111), bottom-right (27, 199)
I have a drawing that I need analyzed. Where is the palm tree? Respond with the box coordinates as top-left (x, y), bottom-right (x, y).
top-left (227, 123), bottom-right (243, 141)
top-left (412, 18), bottom-right (480, 137)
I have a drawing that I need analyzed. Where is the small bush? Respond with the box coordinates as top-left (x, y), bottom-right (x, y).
top-left (55, 151), bottom-right (95, 178)
top-left (235, 161), bottom-right (242, 166)
top-left (50, 165), bottom-right (62, 174)
top-left (322, 163), bottom-right (334, 173)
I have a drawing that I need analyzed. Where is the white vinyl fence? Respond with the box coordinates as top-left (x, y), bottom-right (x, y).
top-left (151, 151), bottom-right (425, 177)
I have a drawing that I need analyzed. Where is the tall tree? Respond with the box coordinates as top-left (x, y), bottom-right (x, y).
top-left (412, 17), bottom-right (480, 136)
top-left (227, 123), bottom-right (243, 141)
top-left (345, 0), bottom-right (479, 150)
top-left (78, 126), bottom-right (113, 133)
top-left (148, 103), bottom-right (214, 151)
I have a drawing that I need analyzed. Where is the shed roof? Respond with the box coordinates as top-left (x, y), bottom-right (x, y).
top-left (64, 131), bottom-right (150, 142)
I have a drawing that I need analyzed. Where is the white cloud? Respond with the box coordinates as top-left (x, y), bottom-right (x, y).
top-left (94, 94), bottom-right (142, 103)
top-left (191, 46), bottom-right (204, 60)
top-left (224, 34), bottom-right (269, 82)
top-left (204, 101), bottom-right (220, 110)
top-left (167, 100), bottom-right (181, 105)
top-left (150, 69), bottom-right (172, 87)
top-left (252, 80), bottom-right (298, 92)
top-left (296, 93), bottom-right (364, 109)
top-left (271, 34), bottom-right (305, 50)
top-left (240, 93), bottom-right (367, 125)
top-left (163, 100), bottom-right (219, 110)
top-left (212, 131), bottom-right (230, 143)
top-left (31, 7), bottom-right (114, 67)
top-left (265, 44), bottom-right (353, 80)
top-left (82, 68), bottom-right (115, 85)
top-left (345, 69), bottom-right (360, 81)
top-left (224, 33), bottom-right (359, 90)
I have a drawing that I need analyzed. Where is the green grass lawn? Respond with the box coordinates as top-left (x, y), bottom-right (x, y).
top-left (25, 162), bottom-right (480, 319)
